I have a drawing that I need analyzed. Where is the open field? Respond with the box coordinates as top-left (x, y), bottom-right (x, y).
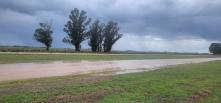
top-left (1, 1), bottom-right (221, 103)
top-left (0, 53), bottom-right (219, 64)
top-left (0, 60), bottom-right (221, 103)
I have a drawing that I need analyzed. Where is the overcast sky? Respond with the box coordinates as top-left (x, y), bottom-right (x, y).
top-left (0, 0), bottom-right (221, 53)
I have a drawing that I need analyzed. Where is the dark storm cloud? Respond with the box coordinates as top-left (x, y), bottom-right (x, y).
top-left (103, 0), bottom-right (221, 40)
top-left (73, 0), bottom-right (221, 40)
top-left (0, 0), bottom-right (221, 52)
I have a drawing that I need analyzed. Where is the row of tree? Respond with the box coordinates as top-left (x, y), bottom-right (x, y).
top-left (34, 8), bottom-right (123, 52)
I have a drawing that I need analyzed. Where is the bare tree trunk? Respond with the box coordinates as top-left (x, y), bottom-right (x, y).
top-left (75, 43), bottom-right (80, 52)
top-left (46, 46), bottom-right (49, 51)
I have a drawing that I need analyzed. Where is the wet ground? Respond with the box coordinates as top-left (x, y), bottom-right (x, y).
top-left (0, 58), bottom-right (221, 81)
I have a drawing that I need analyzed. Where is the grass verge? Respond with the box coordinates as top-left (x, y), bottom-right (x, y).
top-left (0, 61), bottom-right (221, 103)
top-left (0, 53), bottom-right (217, 64)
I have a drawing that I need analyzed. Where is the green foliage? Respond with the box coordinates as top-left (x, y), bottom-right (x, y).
top-left (209, 43), bottom-right (221, 54)
top-left (63, 8), bottom-right (91, 51)
top-left (103, 21), bottom-right (123, 52)
top-left (88, 20), bottom-right (123, 53)
top-left (88, 20), bottom-right (105, 52)
top-left (34, 22), bottom-right (53, 51)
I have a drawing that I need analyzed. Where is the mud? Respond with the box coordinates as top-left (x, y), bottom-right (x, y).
top-left (0, 58), bottom-right (220, 81)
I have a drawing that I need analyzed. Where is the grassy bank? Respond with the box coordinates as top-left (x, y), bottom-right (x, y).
top-left (0, 60), bottom-right (221, 103)
top-left (0, 53), bottom-right (217, 64)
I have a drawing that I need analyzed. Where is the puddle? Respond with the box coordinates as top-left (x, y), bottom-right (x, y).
top-left (0, 58), bottom-right (221, 81)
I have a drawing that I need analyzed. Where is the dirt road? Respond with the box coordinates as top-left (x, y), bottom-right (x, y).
top-left (0, 58), bottom-right (221, 82)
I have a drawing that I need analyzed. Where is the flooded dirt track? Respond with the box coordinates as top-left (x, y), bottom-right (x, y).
top-left (0, 58), bottom-right (221, 81)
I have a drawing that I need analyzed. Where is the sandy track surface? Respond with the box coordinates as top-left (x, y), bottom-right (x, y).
top-left (0, 58), bottom-right (221, 82)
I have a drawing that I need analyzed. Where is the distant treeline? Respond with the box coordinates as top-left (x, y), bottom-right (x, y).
top-left (0, 46), bottom-right (76, 53)
top-left (0, 45), bottom-right (210, 55)
top-left (34, 8), bottom-right (123, 52)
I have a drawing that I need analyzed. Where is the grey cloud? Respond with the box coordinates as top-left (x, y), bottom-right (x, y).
top-left (0, 0), bottom-right (221, 52)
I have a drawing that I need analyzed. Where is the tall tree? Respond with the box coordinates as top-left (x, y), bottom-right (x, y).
top-left (209, 43), bottom-right (221, 54)
top-left (103, 21), bottom-right (123, 52)
top-left (88, 20), bottom-right (105, 52)
top-left (63, 8), bottom-right (91, 51)
top-left (34, 22), bottom-right (53, 51)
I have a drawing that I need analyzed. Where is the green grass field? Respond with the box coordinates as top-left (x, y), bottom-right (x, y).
top-left (0, 60), bottom-right (221, 103)
top-left (0, 53), bottom-right (217, 64)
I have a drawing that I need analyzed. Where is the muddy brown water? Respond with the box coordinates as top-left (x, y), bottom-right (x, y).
top-left (0, 58), bottom-right (221, 82)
